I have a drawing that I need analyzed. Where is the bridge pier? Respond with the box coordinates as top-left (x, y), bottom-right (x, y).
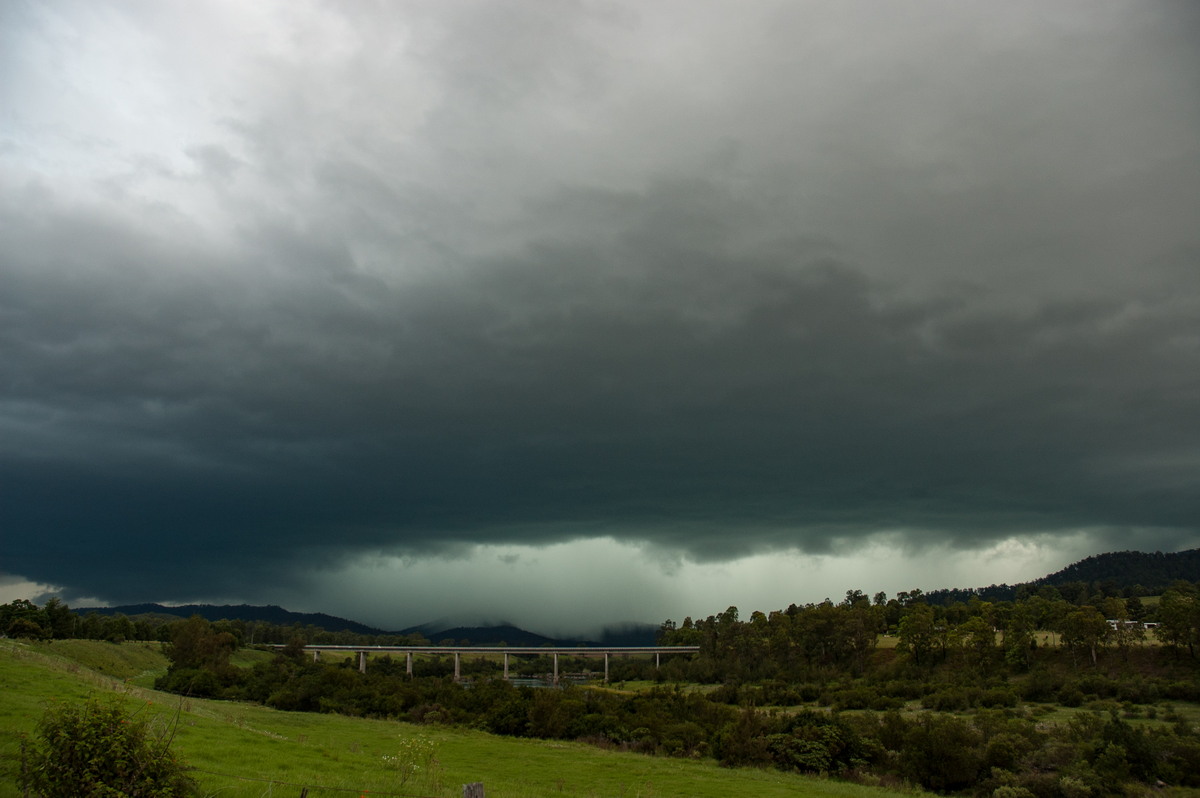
top-left (282, 645), bottom-right (699, 686)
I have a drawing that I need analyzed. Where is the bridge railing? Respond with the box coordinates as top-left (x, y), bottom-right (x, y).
top-left (266, 644), bottom-right (700, 683)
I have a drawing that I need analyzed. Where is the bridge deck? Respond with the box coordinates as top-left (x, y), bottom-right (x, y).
top-left (270, 644), bottom-right (700, 682)
top-left (278, 644), bottom-right (699, 655)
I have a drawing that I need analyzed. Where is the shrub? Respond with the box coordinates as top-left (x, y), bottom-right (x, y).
top-left (1017, 669), bottom-right (1063, 703)
top-left (1058, 687), bottom-right (1085, 707)
top-left (708, 683), bottom-right (740, 705)
top-left (868, 694), bottom-right (904, 711)
top-left (896, 714), bottom-right (984, 792)
top-left (6, 617), bottom-right (48, 639)
top-left (19, 695), bottom-right (196, 797)
top-left (1164, 681), bottom-right (1200, 701)
top-left (1076, 674), bottom-right (1117, 699)
top-left (980, 688), bottom-right (1019, 709)
top-left (829, 686), bottom-right (879, 711)
top-left (922, 687), bottom-right (976, 712)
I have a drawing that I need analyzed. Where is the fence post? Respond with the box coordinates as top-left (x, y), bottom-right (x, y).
top-left (463, 782), bottom-right (485, 798)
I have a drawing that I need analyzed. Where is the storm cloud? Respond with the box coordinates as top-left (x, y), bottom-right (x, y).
top-left (2, 0), bottom-right (1199, 631)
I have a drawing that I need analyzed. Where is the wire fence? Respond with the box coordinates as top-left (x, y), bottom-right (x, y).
top-left (187, 766), bottom-right (452, 798)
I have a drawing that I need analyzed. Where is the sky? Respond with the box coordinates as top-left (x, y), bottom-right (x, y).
top-left (2, 0), bottom-right (1199, 636)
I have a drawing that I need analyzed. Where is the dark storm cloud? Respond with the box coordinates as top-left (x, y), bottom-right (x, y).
top-left (2, 0), bottom-right (1199, 608)
top-left (5, 178), bottom-right (1199, 597)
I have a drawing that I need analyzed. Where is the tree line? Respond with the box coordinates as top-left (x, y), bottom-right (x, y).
top-left (655, 581), bottom-right (1200, 683)
top-left (6, 580), bottom-right (1200, 796)
top-left (140, 606), bottom-right (1200, 796)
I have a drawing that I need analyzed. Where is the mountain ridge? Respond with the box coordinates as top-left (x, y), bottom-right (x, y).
top-left (74, 602), bottom-right (660, 646)
top-left (77, 548), bottom-right (1200, 641)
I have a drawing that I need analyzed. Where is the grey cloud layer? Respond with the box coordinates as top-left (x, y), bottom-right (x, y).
top-left (2, 0), bottom-right (1199, 605)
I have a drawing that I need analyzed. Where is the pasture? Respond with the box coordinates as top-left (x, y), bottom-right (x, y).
top-left (0, 639), bottom-right (914, 798)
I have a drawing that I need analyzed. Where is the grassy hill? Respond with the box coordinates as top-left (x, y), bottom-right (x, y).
top-left (0, 639), bottom-right (913, 798)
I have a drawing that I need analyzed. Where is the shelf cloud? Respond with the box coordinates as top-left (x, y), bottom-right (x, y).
top-left (3, 0), bottom-right (1199, 631)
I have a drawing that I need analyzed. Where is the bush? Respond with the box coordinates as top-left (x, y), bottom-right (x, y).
top-left (980, 688), bottom-right (1019, 709)
top-left (19, 695), bottom-right (196, 797)
top-left (1017, 669), bottom-right (1063, 703)
top-left (828, 686), bottom-right (879, 711)
top-left (897, 714), bottom-right (984, 792)
top-left (6, 617), bottom-right (48, 639)
top-left (922, 687), bottom-right (976, 712)
top-left (1058, 687), bottom-right (1085, 707)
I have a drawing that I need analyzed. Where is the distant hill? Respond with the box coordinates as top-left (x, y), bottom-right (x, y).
top-left (923, 548), bottom-right (1200, 605)
top-left (592, 622), bottom-right (660, 647)
top-left (75, 603), bottom-right (385, 636)
top-left (406, 623), bottom-right (572, 647)
top-left (403, 622), bottom-right (660, 647)
top-left (74, 603), bottom-right (639, 646)
top-left (77, 549), bottom-right (1199, 641)
top-left (1035, 549), bottom-right (1200, 593)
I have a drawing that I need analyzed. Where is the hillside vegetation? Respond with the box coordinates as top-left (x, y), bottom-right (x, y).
top-left (0, 639), bottom-right (910, 798)
top-left (5, 555), bottom-right (1200, 796)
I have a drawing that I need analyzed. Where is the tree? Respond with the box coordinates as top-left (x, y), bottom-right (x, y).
top-left (1157, 588), bottom-right (1200, 657)
top-left (1058, 606), bottom-right (1109, 666)
top-left (6, 617), bottom-right (47, 639)
top-left (954, 616), bottom-right (996, 667)
top-left (1101, 596), bottom-right (1142, 658)
top-left (1, 599), bottom-right (45, 638)
top-left (19, 696), bottom-right (196, 797)
top-left (842, 603), bottom-right (882, 672)
top-left (165, 616), bottom-right (236, 672)
top-left (101, 614), bottom-right (136, 643)
top-left (897, 604), bottom-right (937, 665)
top-left (1002, 601), bottom-right (1036, 671)
top-left (157, 615), bottom-right (240, 696)
top-left (43, 598), bottom-right (76, 639)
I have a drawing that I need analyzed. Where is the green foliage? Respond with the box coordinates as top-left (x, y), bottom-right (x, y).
top-left (1158, 587), bottom-right (1200, 657)
top-left (4, 617), bottom-right (47, 640)
top-left (381, 735), bottom-right (438, 787)
top-left (2, 600), bottom-right (48, 639)
top-left (766, 711), bottom-right (869, 775)
top-left (894, 713), bottom-right (983, 792)
top-left (8, 575), bottom-right (1200, 797)
top-left (163, 616), bottom-right (235, 673)
top-left (19, 696), bottom-right (196, 797)
top-left (155, 616), bottom-right (241, 697)
top-left (2, 641), bottom-right (906, 798)
top-left (1058, 606), bottom-right (1110, 667)
top-left (896, 604), bottom-right (937, 665)
top-left (713, 709), bottom-right (773, 767)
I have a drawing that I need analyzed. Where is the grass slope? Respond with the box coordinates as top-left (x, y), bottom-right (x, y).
top-left (1, 640), bottom-right (915, 798)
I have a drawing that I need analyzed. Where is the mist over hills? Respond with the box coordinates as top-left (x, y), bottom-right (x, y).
top-left (74, 603), bottom-right (384, 636)
top-left (77, 549), bottom-right (1200, 643)
top-left (74, 603), bottom-right (661, 646)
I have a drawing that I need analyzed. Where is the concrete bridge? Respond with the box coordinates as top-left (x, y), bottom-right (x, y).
top-left (276, 644), bottom-right (700, 684)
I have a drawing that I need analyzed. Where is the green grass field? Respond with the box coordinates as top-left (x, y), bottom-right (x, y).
top-left (0, 640), bottom-right (916, 798)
